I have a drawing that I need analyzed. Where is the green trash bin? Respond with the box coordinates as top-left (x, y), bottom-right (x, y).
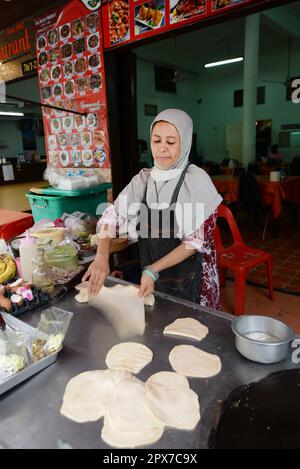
top-left (26, 183), bottom-right (112, 222)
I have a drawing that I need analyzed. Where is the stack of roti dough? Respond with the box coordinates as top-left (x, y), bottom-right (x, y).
top-left (61, 306), bottom-right (221, 448)
top-left (60, 342), bottom-right (201, 448)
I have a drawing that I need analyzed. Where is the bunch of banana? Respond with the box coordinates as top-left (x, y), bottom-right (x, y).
top-left (0, 254), bottom-right (16, 284)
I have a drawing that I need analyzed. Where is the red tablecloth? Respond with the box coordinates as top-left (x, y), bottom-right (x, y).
top-left (212, 175), bottom-right (300, 219)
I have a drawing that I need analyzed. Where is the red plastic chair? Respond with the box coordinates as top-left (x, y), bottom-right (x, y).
top-left (214, 204), bottom-right (274, 316)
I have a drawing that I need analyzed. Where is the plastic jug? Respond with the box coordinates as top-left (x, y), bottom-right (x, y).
top-left (19, 231), bottom-right (38, 282)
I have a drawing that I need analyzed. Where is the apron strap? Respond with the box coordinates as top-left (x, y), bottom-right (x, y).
top-left (142, 164), bottom-right (190, 206)
top-left (170, 164), bottom-right (190, 205)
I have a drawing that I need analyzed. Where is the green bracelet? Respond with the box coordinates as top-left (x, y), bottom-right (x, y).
top-left (142, 269), bottom-right (157, 283)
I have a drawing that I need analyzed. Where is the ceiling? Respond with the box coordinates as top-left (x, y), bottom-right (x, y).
top-left (0, 0), bottom-right (68, 32)
top-left (134, 1), bottom-right (300, 74)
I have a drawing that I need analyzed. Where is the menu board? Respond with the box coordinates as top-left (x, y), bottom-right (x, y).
top-left (35, 0), bottom-right (110, 170)
top-left (102, 0), bottom-right (266, 49)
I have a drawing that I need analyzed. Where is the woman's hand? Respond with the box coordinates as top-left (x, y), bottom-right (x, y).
top-left (138, 274), bottom-right (155, 298)
top-left (82, 258), bottom-right (110, 296)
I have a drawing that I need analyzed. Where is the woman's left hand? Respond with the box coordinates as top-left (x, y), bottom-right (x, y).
top-left (138, 274), bottom-right (155, 298)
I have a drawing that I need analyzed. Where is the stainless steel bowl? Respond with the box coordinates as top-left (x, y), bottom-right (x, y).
top-left (232, 315), bottom-right (294, 364)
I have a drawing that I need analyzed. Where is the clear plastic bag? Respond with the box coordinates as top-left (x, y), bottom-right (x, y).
top-left (0, 330), bottom-right (29, 380)
top-left (62, 212), bottom-right (97, 240)
top-left (31, 307), bottom-right (73, 361)
top-left (44, 167), bottom-right (103, 190)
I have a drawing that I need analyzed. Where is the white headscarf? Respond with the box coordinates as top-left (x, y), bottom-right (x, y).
top-left (114, 109), bottom-right (222, 239)
top-left (150, 109), bottom-right (193, 182)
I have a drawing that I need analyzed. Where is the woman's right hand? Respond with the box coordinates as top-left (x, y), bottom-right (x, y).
top-left (82, 258), bottom-right (110, 296)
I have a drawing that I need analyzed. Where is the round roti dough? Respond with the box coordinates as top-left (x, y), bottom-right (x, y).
top-left (146, 383), bottom-right (201, 430)
top-left (106, 342), bottom-right (153, 374)
top-left (146, 371), bottom-right (189, 390)
top-left (102, 417), bottom-right (164, 449)
top-left (60, 369), bottom-right (131, 423)
top-left (169, 345), bottom-right (222, 378)
top-left (163, 318), bottom-right (209, 342)
top-left (106, 379), bottom-right (164, 434)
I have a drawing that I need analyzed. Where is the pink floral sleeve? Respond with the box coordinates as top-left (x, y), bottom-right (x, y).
top-left (183, 210), bottom-right (221, 311)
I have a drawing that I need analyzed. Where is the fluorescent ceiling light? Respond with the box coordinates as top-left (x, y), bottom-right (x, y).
top-left (205, 57), bottom-right (244, 68)
top-left (0, 111), bottom-right (24, 116)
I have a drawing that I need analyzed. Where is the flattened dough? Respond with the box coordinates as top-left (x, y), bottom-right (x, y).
top-left (146, 371), bottom-right (189, 390)
top-left (163, 318), bottom-right (208, 342)
top-left (145, 383), bottom-right (200, 430)
top-left (169, 345), bottom-right (222, 378)
top-left (102, 417), bottom-right (164, 449)
top-left (106, 342), bottom-right (153, 374)
top-left (60, 369), bottom-right (131, 423)
top-left (106, 379), bottom-right (164, 433)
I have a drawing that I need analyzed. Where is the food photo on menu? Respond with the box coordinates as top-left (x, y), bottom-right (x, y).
top-left (86, 12), bottom-right (99, 32)
top-left (90, 73), bottom-right (102, 91)
top-left (135, 0), bottom-right (165, 35)
top-left (170, 0), bottom-right (206, 23)
top-left (213, 0), bottom-right (246, 10)
top-left (109, 0), bottom-right (130, 44)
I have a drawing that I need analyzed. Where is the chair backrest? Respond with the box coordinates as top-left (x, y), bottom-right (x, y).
top-left (233, 166), bottom-right (246, 177)
top-left (238, 173), bottom-right (262, 208)
top-left (290, 156), bottom-right (300, 176)
top-left (214, 204), bottom-right (244, 251)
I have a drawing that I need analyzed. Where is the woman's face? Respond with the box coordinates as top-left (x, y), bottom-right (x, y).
top-left (151, 121), bottom-right (180, 169)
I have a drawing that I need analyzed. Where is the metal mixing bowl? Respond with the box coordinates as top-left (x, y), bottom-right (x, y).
top-left (232, 315), bottom-right (294, 364)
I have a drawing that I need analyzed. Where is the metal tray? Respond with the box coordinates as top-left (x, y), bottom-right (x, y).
top-left (0, 313), bottom-right (61, 396)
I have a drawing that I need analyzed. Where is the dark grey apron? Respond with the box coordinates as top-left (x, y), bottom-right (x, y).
top-left (137, 165), bottom-right (202, 303)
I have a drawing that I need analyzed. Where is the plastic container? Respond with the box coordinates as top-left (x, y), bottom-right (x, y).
top-left (45, 245), bottom-right (78, 272)
top-left (19, 231), bottom-right (38, 283)
top-left (32, 227), bottom-right (65, 246)
top-left (26, 183), bottom-right (112, 222)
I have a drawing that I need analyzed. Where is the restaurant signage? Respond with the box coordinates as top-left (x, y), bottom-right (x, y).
top-left (101, 0), bottom-right (275, 49)
top-left (35, 0), bottom-right (111, 172)
top-left (0, 19), bottom-right (36, 82)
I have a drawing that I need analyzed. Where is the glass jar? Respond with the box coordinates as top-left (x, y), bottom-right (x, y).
top-left (36, 238), bottom-right (53, 255)
top-left (45, 245), bottom-right (78, 272)
top-left (32, 249), bottom-right (54, 294)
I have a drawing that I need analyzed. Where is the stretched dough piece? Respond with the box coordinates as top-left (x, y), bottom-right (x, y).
top-left (75, 282), bottom-right (88, 292)
top-left (169, 345), bottom-right (222, 378)
top-left (145, 383), bottom-right (201, 430)
top-left (144, 294), bottom-right (155, 307)
top-left (106, 342), bottom-right (153, 374)
top-left (60, 369), bottom-right (131, 423)
top-left (163, 318), bottom-right (209, 342)
top-left (75, 292), bottom-right (89, 303)
top-left (106, 379), bottom-right (164, 434)
top-left (90, 285), bottom-right (145, 339)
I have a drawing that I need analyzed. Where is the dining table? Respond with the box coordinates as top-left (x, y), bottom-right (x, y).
top-left (212, 175), bottom-right (300, 220)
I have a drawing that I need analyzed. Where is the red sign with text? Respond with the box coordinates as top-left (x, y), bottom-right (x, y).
top-left (35, 0), bottom-right (110, 169)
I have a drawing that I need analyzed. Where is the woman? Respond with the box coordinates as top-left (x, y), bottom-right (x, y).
top-left (83, 109), bottom-right (222, 309)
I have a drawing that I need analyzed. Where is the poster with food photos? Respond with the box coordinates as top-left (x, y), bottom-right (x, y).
top-left (35, 0), bottom-right (110, 170)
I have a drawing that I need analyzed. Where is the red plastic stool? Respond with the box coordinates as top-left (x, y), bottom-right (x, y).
top-left (214, 204), bottom-right (274, 316)
top-left (0, 209), bottom-right (34, 241)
